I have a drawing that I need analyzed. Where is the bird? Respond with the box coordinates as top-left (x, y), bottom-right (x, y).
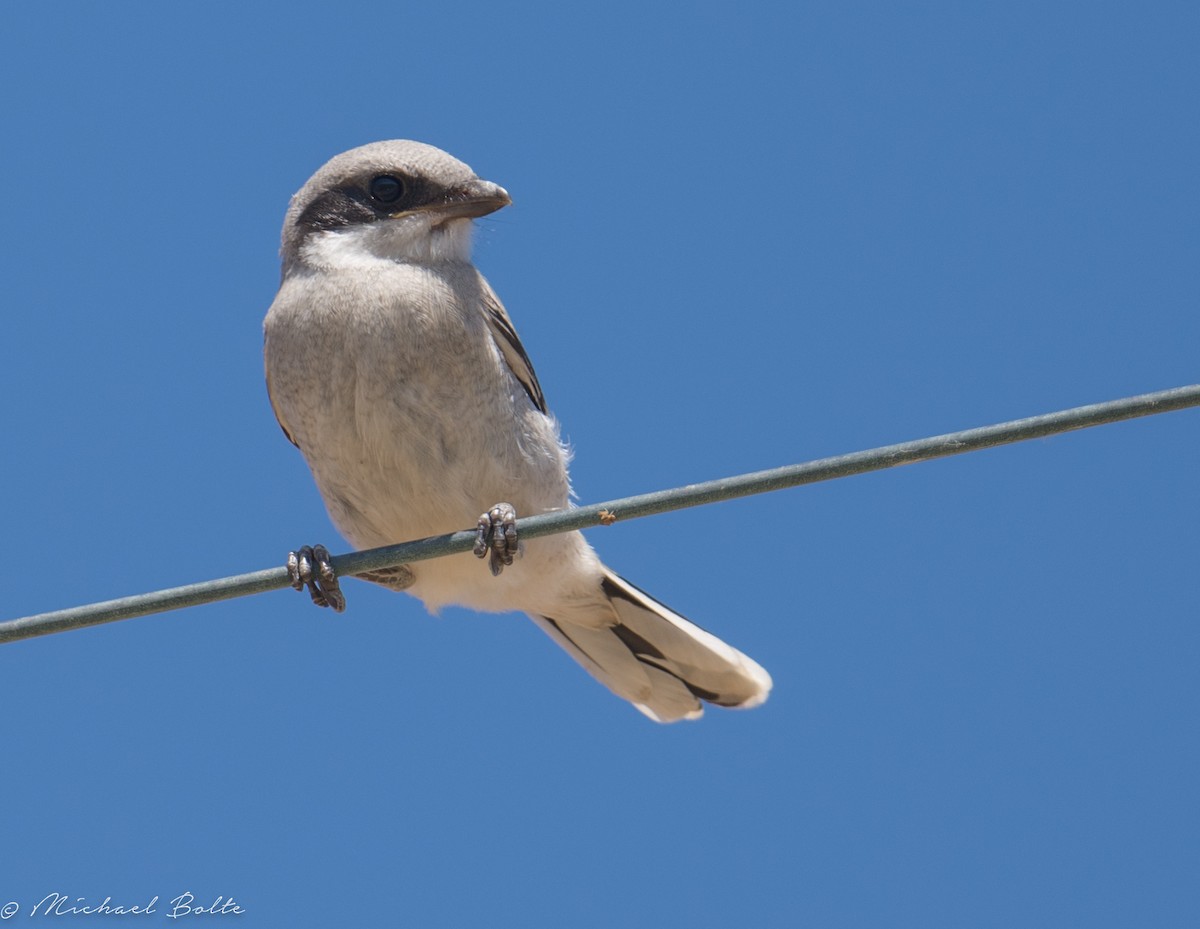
top-left (263, 140), bottom-right (772, 722)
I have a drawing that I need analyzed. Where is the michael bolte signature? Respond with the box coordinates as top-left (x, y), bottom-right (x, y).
top-left (0, 892), bottom-right (244, 919)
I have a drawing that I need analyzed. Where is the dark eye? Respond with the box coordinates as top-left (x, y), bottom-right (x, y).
top-left (369, 175), bottom-right (405, 203)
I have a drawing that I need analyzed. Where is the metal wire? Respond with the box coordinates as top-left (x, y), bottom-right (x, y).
top-left (2, 383), bottom-right (1197, 645)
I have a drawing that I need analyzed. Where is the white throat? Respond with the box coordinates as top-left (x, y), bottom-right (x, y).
top-left (299, 215), bottom-right (476, 271)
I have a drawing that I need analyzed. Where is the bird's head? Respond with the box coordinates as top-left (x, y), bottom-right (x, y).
top-left (281, 140), bottom-right (510, 273)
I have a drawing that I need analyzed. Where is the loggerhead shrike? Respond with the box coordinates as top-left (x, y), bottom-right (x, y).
top-left (263, 140), bottom-right (771, 721)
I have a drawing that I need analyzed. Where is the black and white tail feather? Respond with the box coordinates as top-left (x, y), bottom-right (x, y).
top-left (531, 570), bottom-right (772, 722)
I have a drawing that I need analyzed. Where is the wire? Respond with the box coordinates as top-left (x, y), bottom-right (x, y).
top-left (2, 383), bottom-right (1197, 645)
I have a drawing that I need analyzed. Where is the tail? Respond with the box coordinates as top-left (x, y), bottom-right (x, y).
top-left (530, 570), bottom-right (772, 723)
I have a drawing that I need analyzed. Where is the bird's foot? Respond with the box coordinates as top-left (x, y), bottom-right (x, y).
top-left (474, 502), bottom-right (518, 576)
top-left (287, 544), bottom-right (346, 612)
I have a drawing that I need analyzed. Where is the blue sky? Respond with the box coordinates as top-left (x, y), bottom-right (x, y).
top-left (1, 2), bottom-right (1197, 927)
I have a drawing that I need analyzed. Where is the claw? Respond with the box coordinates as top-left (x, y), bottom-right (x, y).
top-left (474, 502), bottom-right (518, 576)
top-left (286, 543), bottom-right (346, 612)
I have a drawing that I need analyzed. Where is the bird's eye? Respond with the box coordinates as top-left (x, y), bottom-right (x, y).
top-left (369, 175), bottom-right (405, 203)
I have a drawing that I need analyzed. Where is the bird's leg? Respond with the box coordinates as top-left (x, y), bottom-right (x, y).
top-left (474, 502), bottom-right (518, 576)
top-left (287, 544), bottom-right (346, 612)
top-left (358, 564), bottom-right (416, 591)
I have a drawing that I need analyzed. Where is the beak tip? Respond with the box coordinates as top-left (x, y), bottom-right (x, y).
top-left (490, 183), bottom-right (512, 207)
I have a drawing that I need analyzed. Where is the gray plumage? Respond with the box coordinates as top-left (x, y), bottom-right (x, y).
top-left (264, 140), bottom-right (771, 721)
